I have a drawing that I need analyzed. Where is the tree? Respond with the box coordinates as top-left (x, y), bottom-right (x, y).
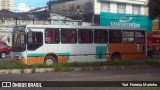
top-left (148, 0), bottom-right (160, 20)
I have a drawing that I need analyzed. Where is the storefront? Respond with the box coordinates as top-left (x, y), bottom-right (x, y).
top-left (100, 12), bottom-right (152, 32)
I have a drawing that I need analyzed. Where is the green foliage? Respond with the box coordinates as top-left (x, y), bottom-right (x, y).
top-left (140, 87), bottom-right (160, 90)
top-left (0, 62), bottom-right (28, 69)
top-left (148, 0), bottom-right (160, 20)
top-left (0, 60), bottom-right (160, 72)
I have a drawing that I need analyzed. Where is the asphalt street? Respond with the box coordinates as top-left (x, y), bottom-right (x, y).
top-left (0, 68), bottom-right (160, 90)
top-left (0, 56), bottom-right (160, 90)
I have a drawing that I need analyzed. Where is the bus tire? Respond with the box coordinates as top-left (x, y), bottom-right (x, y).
top-left (45, 56), bottom-right (57, 65)
top-left (111, 53), bottom-right (121, 61)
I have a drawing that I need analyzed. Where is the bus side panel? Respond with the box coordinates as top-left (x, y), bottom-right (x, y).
top-left (11, 51), bottom-right (27, 64)
top-left (44, 44), bottom-right (108, 63)
top-left (58, 56), bottom-right (68, 63)
top-left (108, 44), bottom-right (146, 61)
top-left (27, 56), bottom-right (44, 65)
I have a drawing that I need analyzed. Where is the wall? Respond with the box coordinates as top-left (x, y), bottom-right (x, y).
top-left (0, 27), bottom-right (12, 46)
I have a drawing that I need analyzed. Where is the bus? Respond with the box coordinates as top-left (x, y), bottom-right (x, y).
top-left (11, 25), bottom-right (146, 65)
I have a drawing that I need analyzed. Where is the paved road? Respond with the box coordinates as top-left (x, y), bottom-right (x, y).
top-left (0, 55), bottom-right (160, 90)
top-left (0, 68), bottom-right (160, 90)
top-left (0, 67), bottom-right (160, 81)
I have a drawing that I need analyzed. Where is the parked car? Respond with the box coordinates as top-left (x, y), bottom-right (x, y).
top-left (0, 41), bottom-right (10, 58)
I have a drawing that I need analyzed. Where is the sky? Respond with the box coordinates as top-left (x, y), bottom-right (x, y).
top-left (14, 0), bottom-right (49, 12)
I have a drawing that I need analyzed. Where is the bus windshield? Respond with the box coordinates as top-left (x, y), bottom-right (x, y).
top-left (11, 27), bottom-right (26, 52)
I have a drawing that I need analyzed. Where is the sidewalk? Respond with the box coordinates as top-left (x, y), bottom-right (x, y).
top-left (0, 64), bottom-right (159, 75)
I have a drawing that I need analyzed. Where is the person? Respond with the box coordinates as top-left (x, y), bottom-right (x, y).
top-left (147, 46), bottom-right (154, 58)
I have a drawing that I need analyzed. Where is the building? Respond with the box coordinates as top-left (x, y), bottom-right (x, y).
top-left (0, 0), bottom-right (14, 12)
top-left (144, 0), bottom-right (148, 15)
top-left (0, 9), bottom-right (50, 46)
top-left (48, 0), bottom-right (148, 25)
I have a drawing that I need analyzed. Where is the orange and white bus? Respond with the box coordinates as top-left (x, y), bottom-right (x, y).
top-left (11, 25), bottom-right (146, 65)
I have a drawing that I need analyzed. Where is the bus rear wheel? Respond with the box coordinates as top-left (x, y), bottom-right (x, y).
top-left (45, 56), bottom-right (57, 65)
top-left (111, 54), bottom-right (121, 61)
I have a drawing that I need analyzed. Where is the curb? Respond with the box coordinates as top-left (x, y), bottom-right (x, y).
top-left (0, 65), bottom-right (156, 75)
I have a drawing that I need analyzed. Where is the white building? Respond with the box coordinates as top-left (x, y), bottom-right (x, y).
top-left (95, 0), bottom-right (147, 15)
top-left (48, 0), bottom-right (148, 25)
top-left (0, 0), bottom-right (14, 12)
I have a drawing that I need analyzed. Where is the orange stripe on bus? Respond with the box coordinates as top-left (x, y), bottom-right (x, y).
top-left (108, 44), bottom-right (146, 61)
top-left (58, 56), bottom-right (68, 63)
top-left (27, 57), bottom-right (44, 65)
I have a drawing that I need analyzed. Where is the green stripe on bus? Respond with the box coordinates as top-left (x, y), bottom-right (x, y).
top-left (27, 53), bottom-right (70, 60)
top-left (27, 53), bottom-right (45, 57)
top-left (57, 53), bottom-right (70, 60)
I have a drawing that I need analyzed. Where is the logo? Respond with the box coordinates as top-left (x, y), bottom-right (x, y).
top-left (2, 82), bottom-right (11, 87)
top-left (119, 17), bottom-right (132, 23)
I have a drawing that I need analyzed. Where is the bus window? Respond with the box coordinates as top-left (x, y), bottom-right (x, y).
top-left (94, 29), bottom-right (108, 43)
top-left (61, 29), bottom-right (77, 44)
top-left (78, 29), bottom-right (93, 44)
top-left (122, 31), bottom-right (134, 43)
top-left (135, 31), bottom-right (145, 44)
top-left (109, 30), bottom-right (122, 43)
top-left (45, 29), bottom-right (60, 44)
top-left (27, 32), bottom-right (43, 50)
top-left (11, 31), bottom-right (26, 52)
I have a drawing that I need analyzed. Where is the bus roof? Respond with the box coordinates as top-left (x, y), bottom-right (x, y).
top-left (16, 25), bottom-right (146, 31)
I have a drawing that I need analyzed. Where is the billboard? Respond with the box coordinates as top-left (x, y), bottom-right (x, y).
top-left (100, 12), bottom-right (152, 32)
top-left (50, 0), bottom-right (93, 17)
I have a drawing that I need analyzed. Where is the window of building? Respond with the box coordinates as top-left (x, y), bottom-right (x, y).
top-left (101, 2), bottom-right (110, 12)
top-left (117, 3), bottom-right (126, 13)
top-left (94, 30), bottom-right (108, 43)
top-left (61, 29), bottom-right (77, 44)
top-left (45, 29), bottom-right (60, 44)
top-left (109, 30), bottom-right (122, 43)
top-left (135, 31), bottom-right (145, 43)
top-left (132, 5), bottom-right (140, 14)
top-left (78, 29), bottom-right (93, 44)
top-left (122, 31), bottom-right (135, 43)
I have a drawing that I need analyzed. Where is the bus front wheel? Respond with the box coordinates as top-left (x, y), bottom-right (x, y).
top-left (111, 54), bottom-right (121, 61)
top-left (45, 56), bottom-right (57, 65)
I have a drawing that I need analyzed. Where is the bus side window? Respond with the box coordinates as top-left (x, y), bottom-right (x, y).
top-left (61, 29), bottom-right (77, 44)
top-left (109, 30), bottom-right (122, 43)
top-left (135, 31), bottom-right (145, 44)
top-left (27, 32), bottom-right (43, 50)
top-left (94, 29), bottom-right (108, 43)
top-left (78, 29), bottom-right (93, 44)
top-left (45, 29), bottom-right (60, 44)
top-left (122, 31), bottom-right (135, 43)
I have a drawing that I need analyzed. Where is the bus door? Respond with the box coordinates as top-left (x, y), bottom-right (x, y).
top-left (26, 30), bottom-right (44, 64)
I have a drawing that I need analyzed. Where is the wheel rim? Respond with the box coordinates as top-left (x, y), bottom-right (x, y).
top-left (45, 59), bottom-right (54, 65)
top-left (1, 53), bottom-right (6, 58)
